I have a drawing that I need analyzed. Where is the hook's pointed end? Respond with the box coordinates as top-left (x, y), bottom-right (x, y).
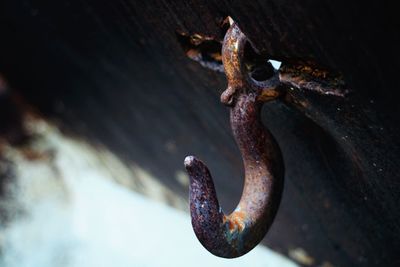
top-left (183, 155), bottom-right (196, 169)
top-left (184, 155), bottom-right (206, 180)
top-left (184, 156), bottom-right (229, 256)
top-left (184, 156), bottom-right (250, 258)
top-left (184, 155), bottom-right (216, 194)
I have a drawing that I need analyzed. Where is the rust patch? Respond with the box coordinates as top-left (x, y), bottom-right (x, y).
top-left (280, 61), bottom-right (349, 97)
top-left (257, 87), bottom-right (281, 102)
top-left (176, 31), bottom-right (224, 72)
top-left (224, 210), bottom-right (246, 232)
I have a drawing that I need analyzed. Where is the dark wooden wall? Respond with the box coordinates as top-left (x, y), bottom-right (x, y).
top-left (0, 1), bottom-right (399, 266)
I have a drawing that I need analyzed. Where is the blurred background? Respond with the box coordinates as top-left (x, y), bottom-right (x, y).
top-left (0, 110), bottom-right (296, 267)
top-left (0, 1), bottom-right (399, 267)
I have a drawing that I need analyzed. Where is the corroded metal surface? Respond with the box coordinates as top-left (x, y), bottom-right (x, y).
top-left (279, 62), bottom-right (349, 97)
top-left (184, 23), bottom-right (284, 258)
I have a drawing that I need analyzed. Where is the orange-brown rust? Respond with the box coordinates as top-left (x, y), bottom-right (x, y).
top-left (257, 88), bottom-right (281, 102)
top-left (279, 61), bottom-right (348, 97)
top-left (225, 211), bottom-right (246, 232)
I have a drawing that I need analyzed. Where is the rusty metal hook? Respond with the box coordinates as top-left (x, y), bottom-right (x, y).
top-left (184, 22), bottom-right (285, 258)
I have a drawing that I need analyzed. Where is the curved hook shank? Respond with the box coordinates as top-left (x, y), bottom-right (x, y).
top-left (185, 92), bottom-right (284, 258)
top-left (184, 22), bottom-right (284, 258)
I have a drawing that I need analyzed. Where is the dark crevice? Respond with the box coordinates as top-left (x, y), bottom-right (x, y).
top-left (176, 25), bottom-right (279, 83)
top-left (176, 30), bottom-right (224, 72)
top-left (176, 23), bottom-right (348, 98)
top-left (244, 42), bottom-right (276, 81)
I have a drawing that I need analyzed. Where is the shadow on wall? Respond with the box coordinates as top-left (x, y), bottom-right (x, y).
top-left (0, 114), bottom-right (297, 267)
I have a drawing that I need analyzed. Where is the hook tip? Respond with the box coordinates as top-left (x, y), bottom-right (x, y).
top-left (184, 155), bottom-right (210, 180)
top-left (184, 155), bottom-right (195, 167)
